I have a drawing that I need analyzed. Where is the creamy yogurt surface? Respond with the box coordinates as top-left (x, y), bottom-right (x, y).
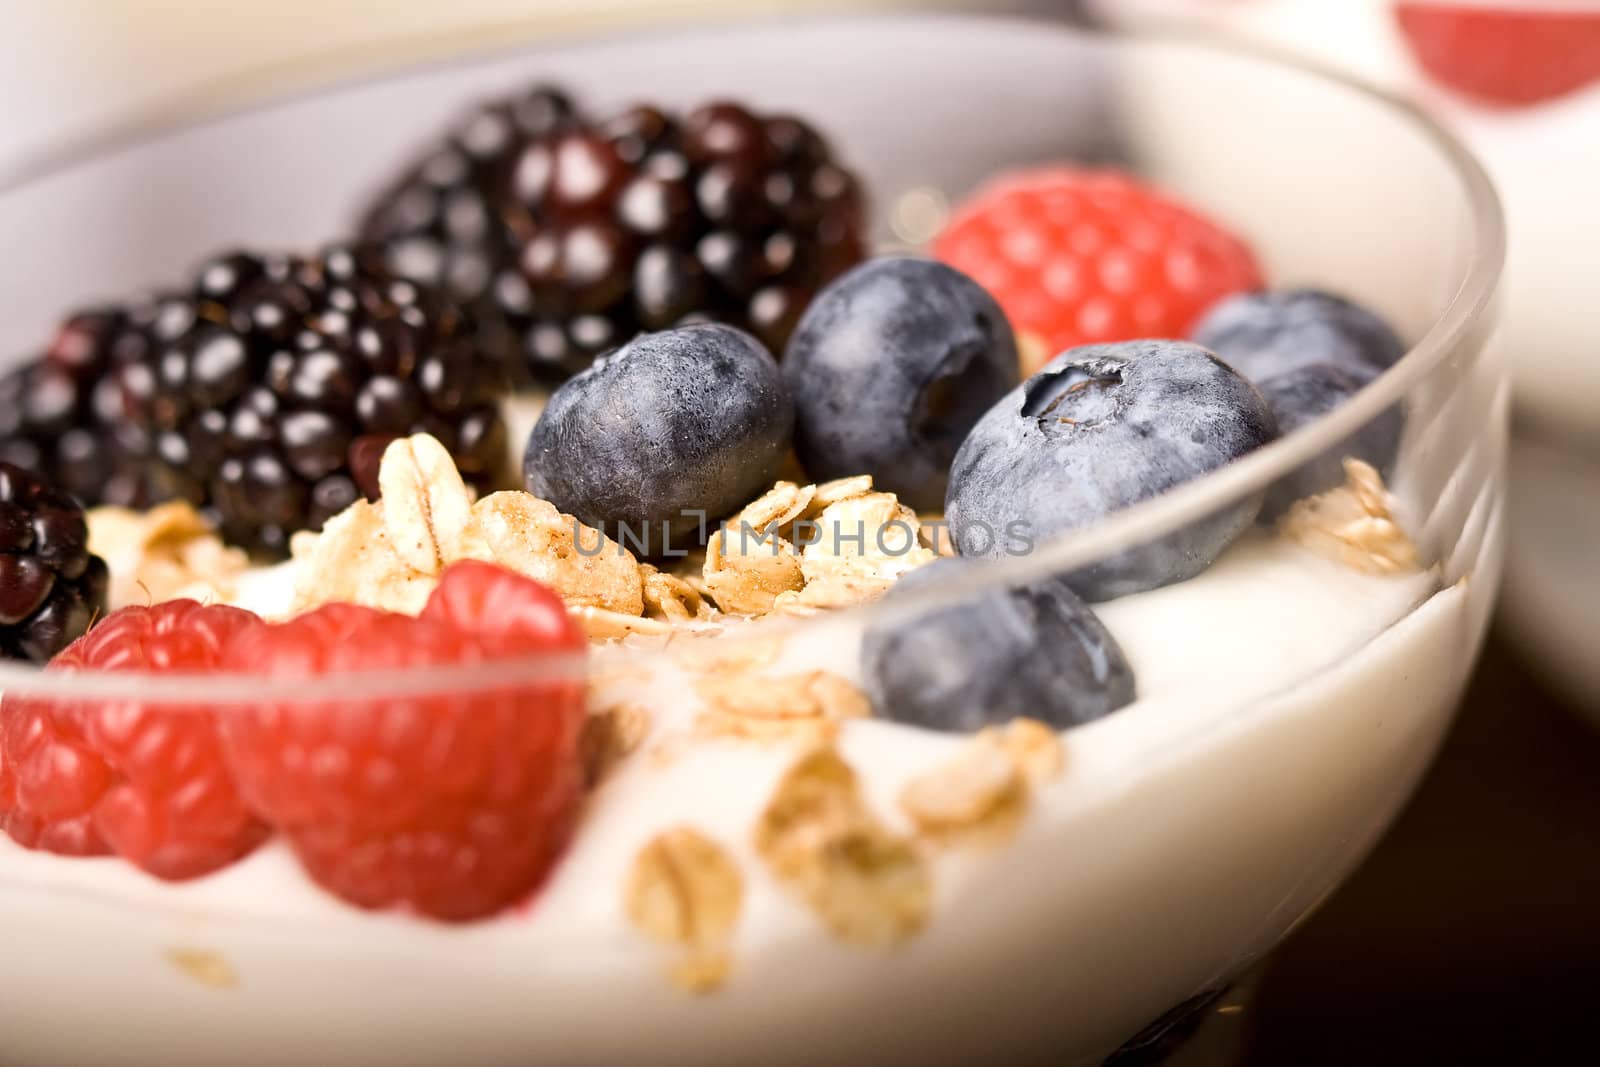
top-left (0, 533), bottom-right (1436, 938)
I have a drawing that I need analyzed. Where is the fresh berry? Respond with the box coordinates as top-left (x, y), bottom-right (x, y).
top-left (525, 324), bottom-right (793, 552)
top-left (861, 558), bottom-right (1135, 732)
top-left (355, 85), bottom-right (583, 383)
top-left (0, 600), bottom-right (267, 878)
top-left (0, 463), bottom-right (110, 663)
top-left (419, 558), bottom-right (585, 649)
top-left (0, 310), bottom-right (152, 508)
top-left (218, 564), bottom-right (587, 921)
top-left (361, 90), bottom-right (867, 383)
top-left (1395, 2), bottom-right (1600, 107)
top-left (784, 257), bottom-right (1020, 512)
top-left (1255, 364), bottom-right (1404, 521)
top-left (1192, 288), bottom-right (1404, 385)
top-left (114, 246), bottom-right (508, 558)
top-left (934, 167), bottom-right (1263, 371)
top-left (945, 341), bottom-right (1277, 601)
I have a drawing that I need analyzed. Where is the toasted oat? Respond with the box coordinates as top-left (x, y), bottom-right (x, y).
top-left (697, 670), bottom-right (871, 723)
top-left (692, 475), bottom-right (937, 617)
top-left (290, 433), bottom-right (649, 623)
top-left (625, 827), bottom-right (744, 993)
top-left (901, 720), bottom-right (1064, 843)
top-left (164, 948), bottom-right (238, 989)
top-left (739, 480), bottom-right (817, 532)
top-left (626, 827), bottom-right (744, 946)
top-left (582, 702), bottom-right (654, 786)
top-left (701, 522), bottom-right (804, 615)
top-left (1280, 459), bottom-right (1420, 575)
top-left (88, 502), bottom-right (251, 610)
top-left (290, 498), bottom-right (434, 616)
top-left (669, 953), bottom-right (734, 994)
top-left (640, 562), bottom-right (714, 622)
top-left (460, 492), bottom-right (644, 615)
top-left (571, 605), bottom-right (674, 640)
top-left (754, 747), bottom-right (931, 947)
top-left (797, 492), bottom-right (937, 608)
top-left (899, 732), bottom-right (1025, 834)
top-left (917, 513), bottom-right (958, 558)
top-left (805, 474), bottom-right (875, 513)
top-left (377, 433), bottom-right (473, 576)
top-left (997, 718), bottom-right (1065, 787)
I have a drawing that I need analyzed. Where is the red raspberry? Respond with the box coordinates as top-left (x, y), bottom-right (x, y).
top-left (420, 559), bottom-right (583, 651)
top-left (934, 167), bottom-right (1263, 373)
top-left (219, 563), bottom-right (588, 921)
top-left (1395, 3), bottom-right (1600, 108)
top-left (0, 600), bottom-right (269, 879)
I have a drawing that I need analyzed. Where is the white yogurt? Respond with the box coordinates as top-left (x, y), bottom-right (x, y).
top-left (0, 534), bottom-right (1473, 1067)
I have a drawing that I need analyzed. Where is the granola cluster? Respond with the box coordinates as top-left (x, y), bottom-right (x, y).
top-left (753, 746), bottom-right (931, 947)
top-left (699, 475), bottom-right (938, 616)
top-left (288, 434), bottom-right (644, 625)
top-left (287, 433), bottom-right (940, 640)
top-left (87, 502), bottom-right (251, 610)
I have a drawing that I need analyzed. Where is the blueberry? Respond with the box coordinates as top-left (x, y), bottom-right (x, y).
top-left (944, 341), bottom-right (1277, 601)
top-left (784, 257), bottom-right (1019, 512)
top-left (861, 557), bottom-right (1135, 732)
top-left (524, 323), bottom-right (792, 551)
top-left (1255, 363), bottom-right (1403, 520)
top-left (1192, 288), bottom-right (1404, 383)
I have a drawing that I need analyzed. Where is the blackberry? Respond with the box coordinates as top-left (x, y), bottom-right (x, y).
top-left (359, 88), bottom-right (867, 383)
top-left (0, 462), bottom-right (110, 663)
top-left (118, 245), bottom-right (509, 558)
top-left (357, 86), bottom-right (582, 381)
top-left (0, 310), bottom-right (151, 508)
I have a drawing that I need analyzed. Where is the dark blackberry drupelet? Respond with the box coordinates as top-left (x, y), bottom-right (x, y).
top-left (0, 462), bottom-right (110, 662)
top-left (355, 85), bottom-right (582, 384)
top-left (0, 310), bottom-right (152, 508)
top-left (359, 89), bottom-right (867, 383)
top-left (117, 246), bottom-right (508, 558)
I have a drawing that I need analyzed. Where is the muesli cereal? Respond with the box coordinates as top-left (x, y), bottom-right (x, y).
top-left (753, 747), bottom-right (931, 947)
top-left (1280, 459), bottom-right (1420, 574)
top-left (625, 827), bottom-right (744, 992)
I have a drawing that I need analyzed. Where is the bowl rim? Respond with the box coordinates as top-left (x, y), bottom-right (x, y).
top-left (0, 10), bottom-right (1505, 702)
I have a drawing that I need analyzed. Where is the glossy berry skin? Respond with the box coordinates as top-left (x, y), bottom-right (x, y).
top-left (934, 167), bottom-right (1263, 370)
top-left (0, 310), bottom-right (152, 508)
top-left (861, 558), bottom-right (1135, 733)
top-left (0, 462), bottom-right (111, 663)
top-left (361, 90), bottom-right (866, 383)
top-left (784, 257), bottom-right (1020, 512)
top-left (1255, 364), bottom-right (1404, 521)
top-left (218, 563), bottom-right (587, 921)
top-left (115, 246), bottom-right (508, 558)
top-left (1191, 288), bottom-right (1404, 385)
top-left (945, 341), bottom-right (1277, 601)
top-left (525, 324), bottom-right (793, 552)
top-left (1395, 2), bottom-right (1600, 107)
top-left (0, 600), bottom-right (268, 879)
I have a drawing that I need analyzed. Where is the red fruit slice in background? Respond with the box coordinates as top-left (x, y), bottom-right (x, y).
top-left (1395, 2), bottom-right (1600, 107)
